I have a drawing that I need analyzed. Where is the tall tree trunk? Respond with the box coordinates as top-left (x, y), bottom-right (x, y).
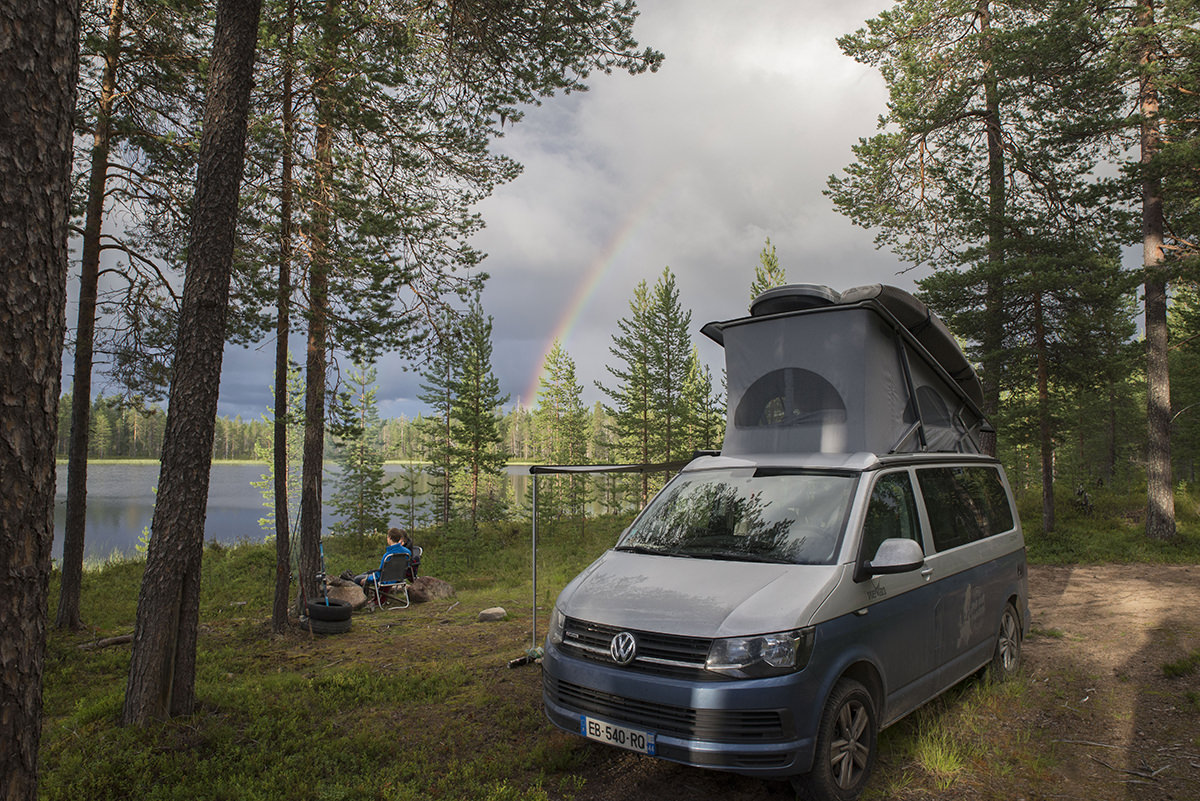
top-left (0, 0), bottom-right (79, 795)
top-left (122, 0), bottom-right (262, 724)
top-left (1033, 291), bottom-right (1054, 533)
top-left (272, 0), bottom-right (296, 635)
top-left (1138, 0), bottom-right (1176, 541)
top-left (298, 0), bottom-right (338, 611)
top-left (58, 0), bottom-right (126, 632)
top-left (979, 0), bottom-right (1005, 457)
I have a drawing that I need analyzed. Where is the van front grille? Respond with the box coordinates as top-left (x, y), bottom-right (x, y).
top-left (545, 676), bottom-right (789, 742)
top-left (559, 616), bottom-right (721, 680)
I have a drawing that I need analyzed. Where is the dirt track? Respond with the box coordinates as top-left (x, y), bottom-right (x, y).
top-left (1019, 564), bottom-right (1200, 801)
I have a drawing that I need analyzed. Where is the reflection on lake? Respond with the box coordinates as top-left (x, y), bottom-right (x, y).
top-left (53, 462), bottom-right (536, 561)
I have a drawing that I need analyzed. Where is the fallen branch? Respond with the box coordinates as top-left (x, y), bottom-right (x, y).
top-left (1088, 755), bottom-right (1170, 780)
top-left (1053, 739), bottom-right (1123, 750)
top-left (78, 634), bottom-right (133, 650)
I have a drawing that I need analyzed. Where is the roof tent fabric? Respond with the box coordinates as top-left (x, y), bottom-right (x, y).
top-left (701, 284), bottom-right (985, 456)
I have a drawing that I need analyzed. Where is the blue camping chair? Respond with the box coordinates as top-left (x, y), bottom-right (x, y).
top-left (364, 551), bottom-right (410, 610)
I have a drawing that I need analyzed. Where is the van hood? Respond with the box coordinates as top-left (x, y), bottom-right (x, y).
top-left (556, 550), bottom-right (842, 638)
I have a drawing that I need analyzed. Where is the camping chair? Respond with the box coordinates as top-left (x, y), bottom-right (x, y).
top-left (406, 545), bottom-right (422, 580)
top-left (365, 551), bottom-right (410, 610)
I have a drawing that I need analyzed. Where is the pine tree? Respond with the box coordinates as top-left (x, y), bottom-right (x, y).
top-left (417, 312), bottom-right (460, 528)
top-left (599, 268), bottom-right (697, 503)
top-left (0, 0), bottom-right (79, 788)
top-left (828, 2), bottom-right (1128, 441)
top-left (682, 347), bottom-right (725, 452)
top-left (533, 340), bottom-right (590, 520)
top-left (749, 237), bottom-right (787, 300)
top-left (252, 356), bottom-right (305, 536)
top-left (598, 279), bottom-right (655, 503)
top-left (450, 299), bottom-right (509, 528)
top-left (329, 363), bottom-right (396, 538)
top-left (647, 267), bottom-right (693, 467)
top-left (123, 0), bottom-right (262, 725)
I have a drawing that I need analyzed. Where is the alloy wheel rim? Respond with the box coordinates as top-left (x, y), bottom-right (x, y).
top-left (999, 610), bottom-right (1019, 671)
top-left (830, 698), bottom-right (871, 789)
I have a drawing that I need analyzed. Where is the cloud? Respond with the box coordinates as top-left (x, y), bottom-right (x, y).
top-left (218, 0), bottom-right (904, 422)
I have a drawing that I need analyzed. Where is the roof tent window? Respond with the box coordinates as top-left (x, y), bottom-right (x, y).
top-left (916, 386), bottom-right (952, 427)
top-left (734, 368), bottom-right (847, 429)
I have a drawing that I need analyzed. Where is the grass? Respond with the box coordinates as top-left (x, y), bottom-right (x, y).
top-left (40, 517), bottom-right (631, 801)
top-left (1162, 648), bottom-right (1200, 679)
top-left (1018, 482), bottom-right (1200, 564)
top-left (37, 484), bottom-right (1200, 801)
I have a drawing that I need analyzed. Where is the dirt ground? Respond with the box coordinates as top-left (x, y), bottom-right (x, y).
top-left (542, 565), bottom-right (1200, 801)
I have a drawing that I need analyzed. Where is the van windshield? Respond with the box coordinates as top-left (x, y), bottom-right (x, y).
top-left (616, 468), bottom-right (857, 565)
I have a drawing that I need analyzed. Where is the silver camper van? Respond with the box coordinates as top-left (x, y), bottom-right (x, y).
top-left (541, 285), bottom-right (1029, 801)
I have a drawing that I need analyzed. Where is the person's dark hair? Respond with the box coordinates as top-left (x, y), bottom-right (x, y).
top-left (386, 527), bottom-right (404, 544)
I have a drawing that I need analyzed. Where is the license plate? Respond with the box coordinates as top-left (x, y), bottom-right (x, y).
top-left (581, 715), bottom-right (656, 755)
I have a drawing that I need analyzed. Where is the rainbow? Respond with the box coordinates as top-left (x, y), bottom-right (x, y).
top-left (522, 175), bottom-right (679, 406)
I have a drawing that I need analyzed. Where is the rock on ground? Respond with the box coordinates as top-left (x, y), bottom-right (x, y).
top-left (322, 576), bottom-right (368, 609)
top-left (408, 575), bottom-right (455, 603)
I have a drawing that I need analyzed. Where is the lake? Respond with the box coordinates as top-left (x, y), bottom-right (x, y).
top-left (53, 462), bottom-right (537, 561)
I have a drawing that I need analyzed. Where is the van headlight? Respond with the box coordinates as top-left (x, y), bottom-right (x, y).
top-left (706, 628), bottom-right (814, 678)
top-left (548, 607), bottom-right (565, 647)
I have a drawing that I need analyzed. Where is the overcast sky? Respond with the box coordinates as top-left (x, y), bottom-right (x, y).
top-left (215, 0), bottom-right (904, 422)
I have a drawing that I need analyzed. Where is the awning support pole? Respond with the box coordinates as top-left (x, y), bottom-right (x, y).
top-left (531, 472), bottom-right (538, 652)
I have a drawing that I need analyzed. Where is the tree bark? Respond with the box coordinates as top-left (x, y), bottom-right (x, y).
top-left (1138, 0), bottom-right (1176, 541)
top-left (0, 0), bottom-right (80, 796)
top-left (272, 0), bottom-right (297, 635)
top-left (121, 0), bottom-right (262, 724)
top-left (298, 0), bottom-right (338, 612)
top-left (58, 0), bottom-right (126, 632)
top-left (979, 0), bottom-right (1006, 457)
top-left (1033, 291), bottom-right (1055, 533)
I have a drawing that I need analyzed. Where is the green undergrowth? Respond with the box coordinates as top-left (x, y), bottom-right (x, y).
top-left (867, 675), bottom-right (1052, 799)
top-left (1018, 483), bottom-right (1200, 564)
top-left (39, 491), bottom-right (1200, 800)
top-left (40, 517), bottom-right (630, 801)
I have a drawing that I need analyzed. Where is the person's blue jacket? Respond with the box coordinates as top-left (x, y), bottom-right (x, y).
top-left (367, 542), bottom-right (411, 582)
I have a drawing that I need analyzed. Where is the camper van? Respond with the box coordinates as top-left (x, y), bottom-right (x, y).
top-left (541, 285), bottom-right (1028, 801)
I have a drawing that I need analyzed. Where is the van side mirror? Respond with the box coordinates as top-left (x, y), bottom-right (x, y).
top-left (855, 538), bottom-right (925, 583)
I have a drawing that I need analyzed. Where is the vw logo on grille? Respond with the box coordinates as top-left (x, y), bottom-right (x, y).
top-left (609, 631), bottom-right (638, 665)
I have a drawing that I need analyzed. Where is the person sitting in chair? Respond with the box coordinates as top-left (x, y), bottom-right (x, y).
top-left (351, 527), bottom-right (411, 588)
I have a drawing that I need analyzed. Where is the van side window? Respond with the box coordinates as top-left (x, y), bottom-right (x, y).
top-left (860, 472), bottom-right (921, 561)
top-left (917, 466), bottom-right (1015, 551)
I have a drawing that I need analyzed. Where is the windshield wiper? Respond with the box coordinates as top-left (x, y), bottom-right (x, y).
top-left (613, 543), bottom-right (677, 556)
top-left (680, 549), bottom-right (788, 564)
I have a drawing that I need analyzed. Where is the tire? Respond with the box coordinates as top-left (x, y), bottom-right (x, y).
top-left (797, 678), bottom-right (877, 801)
top-left (989, 602), bottom-right (1022, 680)
top-left (303, 615), bottom-right (352, 635)
top-left (306, 597), bottom-right (352, 622)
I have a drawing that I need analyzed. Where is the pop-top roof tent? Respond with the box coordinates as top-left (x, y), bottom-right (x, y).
top-left (700, 283), bottom-right (987, 456)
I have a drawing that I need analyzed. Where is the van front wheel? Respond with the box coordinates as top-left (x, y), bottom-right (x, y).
top-left (796, 678), bottom-right (877, 801)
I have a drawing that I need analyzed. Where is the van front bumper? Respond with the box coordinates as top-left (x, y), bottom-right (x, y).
top-left (541, 641), bottom-right (819, 777)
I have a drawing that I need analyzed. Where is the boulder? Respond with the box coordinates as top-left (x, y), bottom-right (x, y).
top-left (408, 575), bottom-right (454, 603)
top-left (323, 576), bottom-right (368, 609)
top-left (478, 606), bottom-right (507, 622)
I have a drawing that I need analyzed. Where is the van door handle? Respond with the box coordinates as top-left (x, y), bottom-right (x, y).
top-left (920, 567), bottom-right (934, 581)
